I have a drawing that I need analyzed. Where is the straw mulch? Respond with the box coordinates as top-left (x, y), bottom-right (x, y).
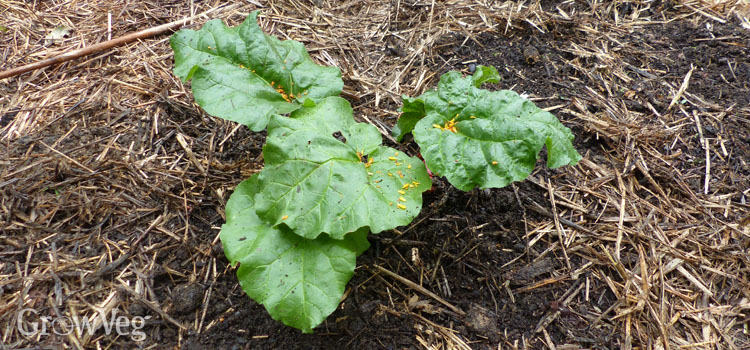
top-left (1, 0), bottom-right (749, 349)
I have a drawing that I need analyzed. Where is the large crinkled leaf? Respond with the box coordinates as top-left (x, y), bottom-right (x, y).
top-left (221, 175), bottom-right (369, 333)
top-left (392, 66), bottom-right (501, 141)
top-left (407, 66), bottom-right (581, 191)
top-left (254, 96), bottom-right (432, 240)
top-left (170, 11), bottom-right (343, 131)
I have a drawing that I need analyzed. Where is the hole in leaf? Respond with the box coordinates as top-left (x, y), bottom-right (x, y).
top-left (332, 131), bottom-right (346, 143)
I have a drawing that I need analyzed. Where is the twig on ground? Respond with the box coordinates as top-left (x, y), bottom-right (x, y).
top-left (373, 264), bottom-right (465, 317)
top-left (0, 4), bottom-right (238, 80)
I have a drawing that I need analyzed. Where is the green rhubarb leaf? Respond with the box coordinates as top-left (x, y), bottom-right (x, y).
top-left (391, 65), bottom-right (499, 141)
top-left (410, 67), bottom-right (581, 191)
top-left (470, 65), bottom-right (501, 87)
top-left (221, 175), bottom-right (369, 333)
top-left (393, 94), bottom-right (431, 142)
top-left (255, 96), bottom-right (431, 240)
top-left (170, 11), bottom-right (343, 131)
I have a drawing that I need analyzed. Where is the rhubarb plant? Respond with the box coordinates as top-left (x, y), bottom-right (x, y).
top-left (394, 65), bottom-right (581, 191)
top-left (218, 97), bottom-right (430, 332)
top-left (171, 12), bottom-right (580, 334)
top-left (218, 97), bottom-right (429, 332)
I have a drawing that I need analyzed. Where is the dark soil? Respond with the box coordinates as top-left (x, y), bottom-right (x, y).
top-left (150, 180), bottom-right (616, 350)
top-left (151, 7), bottom-right (747, 350)
top-left (166, 6), bottom-right (749, 349)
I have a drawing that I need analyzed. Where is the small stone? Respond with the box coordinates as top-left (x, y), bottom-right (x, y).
top-left (523, 46), bottom-right (540, 65)
top-left (171, 283), bottom-right (204, 315)
top-left (465, 303), bottom-right (499, 342)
